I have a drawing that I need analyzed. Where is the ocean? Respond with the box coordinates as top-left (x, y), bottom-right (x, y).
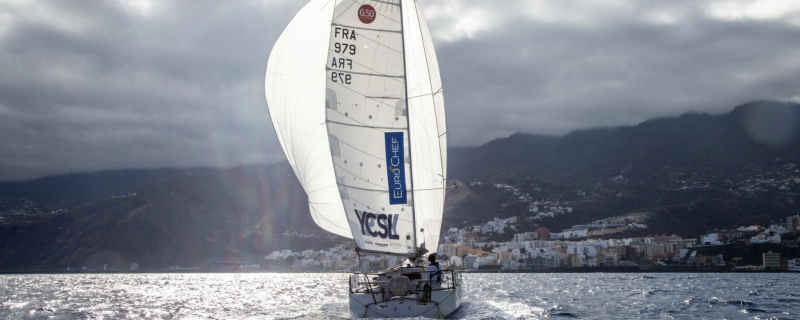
top-left (1, 273), bottom-right (798, 319)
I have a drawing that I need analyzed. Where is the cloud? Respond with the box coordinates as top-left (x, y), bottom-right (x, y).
top-left (0, 0), bottom-right (798, 181)
top-left (0, 0), bottom-right (304, 181)
top-left (419, 0), bottom-right (800, 144)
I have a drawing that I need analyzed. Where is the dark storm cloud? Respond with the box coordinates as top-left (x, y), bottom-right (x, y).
top-left (0, 0), bottom-right (799, 181)
top-left (0, 0), bottom-right (305, 181)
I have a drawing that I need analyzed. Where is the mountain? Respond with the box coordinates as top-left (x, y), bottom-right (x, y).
top-left (445, 101), bottom-right (799, 238)
top-left (0, 167), bottom-right (214, 208)
top-left (0, 163), bottom-right (331, 270)
top-left (449, 101), bottom-right (800, 183)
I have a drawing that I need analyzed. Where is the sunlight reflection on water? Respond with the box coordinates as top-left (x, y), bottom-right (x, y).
top-left (1, 273), bottom-right (799, 319)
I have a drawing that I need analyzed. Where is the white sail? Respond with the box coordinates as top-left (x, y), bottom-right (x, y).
top-left (403, 1), bottom-right (447, 253)
top-left (265, 0), bottom-right (352, 239)
top-left (325, 0), bottom-right (416, 255)
top-left (266, 0), bottom-right (446, 256)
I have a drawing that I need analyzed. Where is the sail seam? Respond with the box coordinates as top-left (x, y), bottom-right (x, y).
top-left (326, 120), bottom-right (406, 131)
top-left (331, 22), bottom-right (402, 34)
top-left (325, 67), bottom-right (404, 78)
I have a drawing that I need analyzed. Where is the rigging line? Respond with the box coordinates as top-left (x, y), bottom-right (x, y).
top-left (409, 186), bottom-right (447, 192)
top-left (406, 90), bottom-right (442, 100)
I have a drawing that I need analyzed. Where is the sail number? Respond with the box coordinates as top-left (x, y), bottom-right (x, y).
top-left (334, 43), bottom-right (356, 55)
top-left (332, 72), bottom-right (352, 84)
top-left (331, 28), bottom-right (358, 85)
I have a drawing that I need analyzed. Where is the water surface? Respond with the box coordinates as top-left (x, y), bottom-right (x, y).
top-left (2, 273), bottom-right (798, 319)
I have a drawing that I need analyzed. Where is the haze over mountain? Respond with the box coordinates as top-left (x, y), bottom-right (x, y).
top-left (0, 101), bottom-right (797, 270)
top-left (450, 101), bottom-right (800, 182)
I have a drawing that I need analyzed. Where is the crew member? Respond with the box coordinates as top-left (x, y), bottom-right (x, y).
top-left (426, 254), bottom-right (442, 286)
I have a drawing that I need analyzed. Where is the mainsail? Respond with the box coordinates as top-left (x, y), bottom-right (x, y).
top-left (266, 0), bottom-right (446, 257)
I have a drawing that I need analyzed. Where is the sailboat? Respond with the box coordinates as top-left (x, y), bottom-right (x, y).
top-left (265, 0), bottom-right (461, 317)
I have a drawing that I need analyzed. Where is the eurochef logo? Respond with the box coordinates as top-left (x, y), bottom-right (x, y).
top-left (358, 5), bottom-right (376, 24)
top-left (384, 132), bottom-right (407, 205)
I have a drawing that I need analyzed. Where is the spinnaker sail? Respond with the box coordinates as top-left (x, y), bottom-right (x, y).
top-left (265, 0), bottom-right (350, 239)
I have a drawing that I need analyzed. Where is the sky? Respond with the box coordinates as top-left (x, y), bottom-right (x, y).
top-left (0, 0), bottom-right (799, 182)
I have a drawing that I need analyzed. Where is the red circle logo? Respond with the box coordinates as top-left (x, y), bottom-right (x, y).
top-left (358, 5), bottom-right (376, 24)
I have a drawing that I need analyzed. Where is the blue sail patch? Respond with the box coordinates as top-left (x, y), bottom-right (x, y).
top-left (384, 132), bottom-right (407, 205)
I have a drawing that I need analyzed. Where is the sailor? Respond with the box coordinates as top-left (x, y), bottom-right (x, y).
top-left (426, 254), bottom-right (442, 286)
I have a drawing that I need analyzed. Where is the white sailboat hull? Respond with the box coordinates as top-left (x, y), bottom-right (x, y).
top-left (348, 268), bottom-right (462, 318)
top-left (349, 283), bottom-right (462, 318)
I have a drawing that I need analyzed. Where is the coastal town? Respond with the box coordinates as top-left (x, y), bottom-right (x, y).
top-left (1, 160), bottom-right (797, 273)
top-left (262, 213), bottom-right (800, 273)
top-left (261, 165), bottom-right (799, 273)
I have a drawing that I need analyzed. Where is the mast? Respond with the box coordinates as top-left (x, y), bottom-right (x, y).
top-left (398, 0), bottom-right (419, 258)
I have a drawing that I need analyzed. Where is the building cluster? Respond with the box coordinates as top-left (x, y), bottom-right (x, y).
top-left (0, 197), bottom-right (38, 221)
top-left (254, 215), bottom-right (800, 273)
top-left (526, 200), bottom-right (574, 220)
top-left (437, 232), bottom-right (699, 270)
top-left (698, 222), bottom-right (798, 246)
top-left (446, 216), bottom-right (519, 236)
top-left (0, 193), bottom-right (141, 225)
top-left (740, 252), bottom-right (800, 271)
top-left (280, 231), bottom-right (319, 238)
top-left (728, 163), bottom-right (799, 204)
top-left (492, 183), bottom-right (577, 220)
top-left (549, 215), bottom-right (649, 239)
